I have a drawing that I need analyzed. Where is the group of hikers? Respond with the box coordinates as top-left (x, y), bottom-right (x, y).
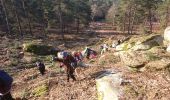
top-left (36, 47), bottom-right (98, 82)
top-left (35, 44), bottom-right (114, 82)
top-left (0, 44), bottom-right (111, 100)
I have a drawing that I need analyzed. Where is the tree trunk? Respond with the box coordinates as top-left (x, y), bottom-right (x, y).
top-left (123, 13), bottom-right (126, 33)
top-left (76, 17), bottom-right (80, 34)
top-left (58, 2), bottom-right (64, 40)
top-left (11, 0), bottom-right (23, 37)
top-left (1, 0), bottom-right (11, 34)
top-left (127, 5), bottom-right (132, 34)
top-left (21, 0), bottom-right (32, 36)
top-left (165, 6), bottom-right (169, 27)
top-left (148, 9), bottom-right (152, 33)
top-left (130, 6), bottom-right (136, 34)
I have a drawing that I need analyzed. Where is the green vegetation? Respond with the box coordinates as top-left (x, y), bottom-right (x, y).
top-left (23, 43), bottom-right (52, 55)
top-left (146, 52), bottom-right (161, 61)
top-left (0, 0), bottom-right (91, 38)
top-left (1, 0), bottom-right (169, 37)
top-left (32, 84), bottom-right (48, 97)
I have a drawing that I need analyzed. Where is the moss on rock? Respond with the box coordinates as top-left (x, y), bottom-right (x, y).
top-left (116, 34), bottom-right (163, 51)
top-left (23, 42), bottom-right (53, 55)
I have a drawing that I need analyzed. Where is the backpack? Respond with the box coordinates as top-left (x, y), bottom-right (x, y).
top-left (57, 51), bottom-right (69, 60)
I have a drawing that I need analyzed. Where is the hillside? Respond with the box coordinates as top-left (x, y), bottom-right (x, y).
top-left (1, 26), bottom-right (170, 100)
top-left (1, 0), bottom-right (170, 99)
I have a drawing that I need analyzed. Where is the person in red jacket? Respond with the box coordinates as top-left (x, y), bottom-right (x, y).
top-left (72, 51), bottom-right (83, 62)
top-left (54, 51), bottom-right (77, 82)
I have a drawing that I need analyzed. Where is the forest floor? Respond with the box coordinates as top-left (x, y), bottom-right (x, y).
top-left (1, 22), bottom-right (170, 100)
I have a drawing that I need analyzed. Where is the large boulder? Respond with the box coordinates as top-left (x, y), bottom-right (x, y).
top-left (164, 26), bottom-right (170, 52)
top-left (23, 42), bottom-right (53, 55)
top-left (146, 59), bottom-right (170, 70)
top-left (167, 45), bottom-right (170, 53)
top-left (164, 26), bottom-right (170, 42)
top-left (116, 35), bottom-right (163, 51)
top-left (148, 46), bottom-right (166, 54)
top-left (96, 70), bottom-right (122, 100)
top-left (118, 51), bottom-right (149, 68)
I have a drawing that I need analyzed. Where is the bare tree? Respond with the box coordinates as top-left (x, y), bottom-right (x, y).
top-left (58, 0), bottom-right (64, 40)
top-left (148, 8), bottom-right (153, 33)
top-left (21, 0), bottom-right (32, 36)
top-left (1, 0), bottom-right (11, 34)
top-left (11, 0), bottom-right (23, 37)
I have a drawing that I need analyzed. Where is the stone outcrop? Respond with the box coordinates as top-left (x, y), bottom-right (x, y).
top-left (116, 35), bottom-right (163, 51)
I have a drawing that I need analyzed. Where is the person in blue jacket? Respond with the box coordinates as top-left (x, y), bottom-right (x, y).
top-left (0, 70), bottom-right (14, 100)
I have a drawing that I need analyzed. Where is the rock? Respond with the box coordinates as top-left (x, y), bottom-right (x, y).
top-left (163, 26), bottom-right (170, 52)
top-left (163, 40), bottom-right (169, 46)
top-left (167, 45), bottom-right (170, 53)
top-left (149, 46), bottom-right (166, 54)
top-left (146, 59), bottom-right (170, 70)
top-left (131, 43), bottom-right (150, 51)
top-left (118, 51), bottom-right (148, 68)
top-left (116, 43), bottom-right (134, 51)
top-left (164, 26), bottom-right (170, 42)
top-left (96, 70), bottom-right (122, 100)
top-left (23, 42), bottom-right (53, 55)
top-left (116, 35), bottom-right (163, 51)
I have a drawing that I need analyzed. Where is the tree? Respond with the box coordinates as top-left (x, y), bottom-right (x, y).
top-left (113, 0), bottom-right (162, 34)
top-left (21, 0), bottom-right (32, 35)
top-left (0, 0), bottom-right (92, 38)
top-left (106, 0), bottom-right (119, 24)
top-left (158, 0), bottom-right (170, 29)
top-left (73, 0), bottom-right (91, 33)
top-left (114, 0), bottom-right (138, 34)
top-left (135, 0), bottom-right (162, 33)
top-left (11, 0), bottom-right (23, 37)
top-left (0, 0), bottom-right (11, 34)
top-left (90, 0), bottom-right (114, 21)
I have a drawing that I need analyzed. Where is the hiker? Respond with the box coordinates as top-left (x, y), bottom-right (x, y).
top-left (54, 51), bottom-right (77, 82)
top-left (100, 44), bottom-right (109, 55)
top-left (0, 70), bottom-right (14, 100)
top-left (112, 40), bottom-right (121, 48)
top-left (72, 51), bottom-right (88, 68)
top-left (81, 47), bottom-right (97, 59)
top-left (72, 51), bottom-right (83, 62)
top-left (36, 61), bottom-right (46, 75)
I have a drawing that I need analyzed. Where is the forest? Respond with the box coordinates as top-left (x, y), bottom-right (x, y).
top-left (0, 0), bottom-right (169, 37)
